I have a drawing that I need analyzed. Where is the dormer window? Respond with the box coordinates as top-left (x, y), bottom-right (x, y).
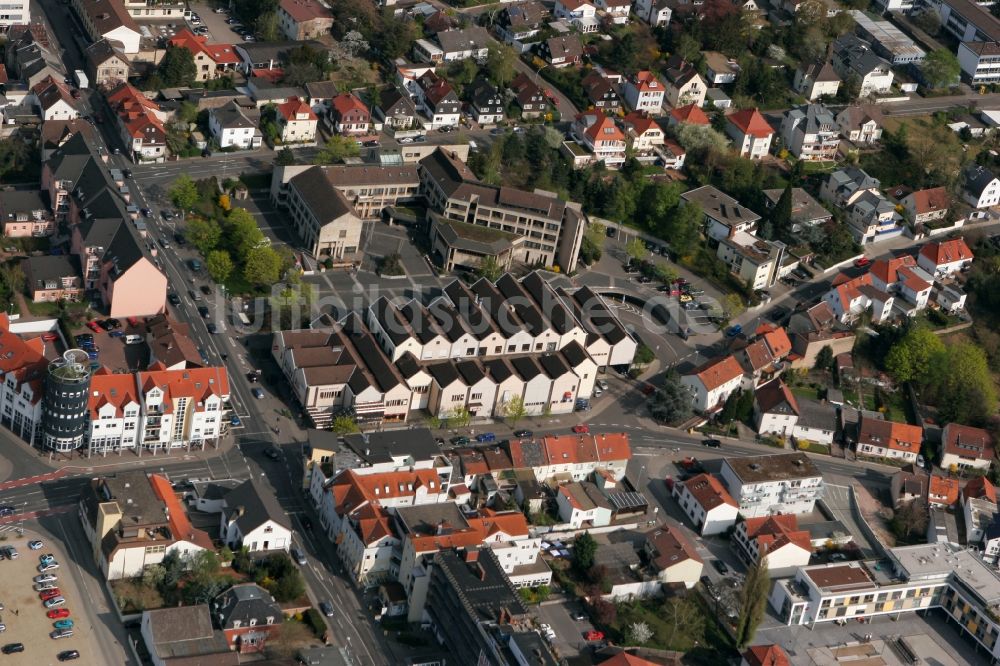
top-left (233, 620), bottom-right (241, 629)
top-left (249, 618), bottom-right (257, 626)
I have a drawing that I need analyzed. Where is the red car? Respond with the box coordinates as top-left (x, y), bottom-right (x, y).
top-left (86, 321), bottom-right (101, 332)
top-left (584, 630), bottom-right (605, 641)
top-left (40, 589), bottom-right (61, 601)
top-left (47, 609), bottom-right (70, 619)
top-left (41, 332), bottom-right (57, 341)
top-left (854, 257), bottom-right (870, 268)
top-left (127, 316), bottom-right (140, 328)
top-left (572, 424), bottom-right (590, 434)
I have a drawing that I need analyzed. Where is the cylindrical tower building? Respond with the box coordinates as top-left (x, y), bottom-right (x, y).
top-left (42, 349), bottom-right (92, 452)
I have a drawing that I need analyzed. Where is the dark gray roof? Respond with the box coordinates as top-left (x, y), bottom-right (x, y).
top-left (966, 164), bottom-right (999, 197)
top-left (427, 299), bottom-right (475, 343)
top-left (435, 26), bottom-right (491, 54)
top-left (455, 359), bottom-right (486, 386)
top-left (496, 273), bottom-right (548, 337)
top-left (0, 190), bottom-right (49, 221)
top-left (796, 398), bottom-right (838, 432)
top-left (573, 286), bottom-right (629, 345)
top-left (483, 357), bottom-right (515, 383)
top-left (510, 356), bottom-right (542, 381)
top-left (236, 40), bottom-right (325, 64)
top-left (833, 34), bottom-right (891, 77)
top-left (305, 80), bottom-right (340, 99)
top-left (431, 547), bottom-right (527, 622)
top-left (342, 428), bottom-right (439, 465)
top-left (143, 605), bottom-right (230, 661)
top-left (472, 277), bottom-right (527, 338)
top-left (290, 167), bottom-right (356, 222)
top-left (395, 351), bottom-right (423, 379)
top-left (399, 300), bottom-right (447, 345)
top-left (522, 271), bottom-right (576, 335)
top-left (377, 86), bottom-right (416, 117)
top-left (427, 361), bottom-right (462, 388)
top-left (431, 213), bottom-right (519, 256)
top-left (213, 584), bottom-right (281, 630)
top-left (340, 313), bottom-right (404, 392)
top-left (442, 279), bottom-right (498, 340)
top-left (395, 502), bottom-right (467, 536)
top-left (223, 479), bottom-right (292, 532)
top-left (371, 297), bottom-right (412, 347)
top-left (559, 340), bottom-right (589, 368)
top-left (212, 100), bottom-right (256, 129)
top-left (537, 352), bottom-right (569, 379)
top-left (25, 254), bottom-right (80, 289)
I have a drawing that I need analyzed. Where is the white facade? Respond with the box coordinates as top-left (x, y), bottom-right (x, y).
top-left (556, 487), bottom-right (612, 528)
top-left (681, 357), bottom-right (744, 413)
top-left (221, 517), bottom-right (291, 554)
top-left (720, 455), bottom-right (824, 518)
top-left (674, 476), bottom-right (739, 535)
top-left (0, 0), bottom-right (28, 26)
top-left (104, 538), bottom-right (206, 580)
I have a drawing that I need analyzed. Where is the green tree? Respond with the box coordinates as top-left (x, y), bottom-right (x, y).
top-left (885, 325), bottom-right (946, 385)
top-left (770, 182), bottom-right (794, 239)
top-left (814, 344), bottom-right (835, 371)
top-left (625, 238), bottom-right (647, 265)
top-left (448, 406), bottom-right (472, 428)
top-left (158, 45), bottom-right (197, 87)
top-left (313, 135), bottom-right (361, 164)
top-left (649, 370), bottom-right (693, 424)
top-left (243, 246), bottom-right (283, 285)
top-left (502, 395), bottom-right (527, 428)
top-left (226, 208), bottom-right (266, 259)
top-left (736, 554), bottom-right (771, 649)
top-left (926, 342), bottom-right (998, 424)
top-left (331, 414), bottom-right (360, 435)
top-left (141, 563), bottom-right (166, 588)
top-left (573, 531), bottom-right (597, 573)
top-left (168, 173), bottom-right (199, 211)
top-left (271, 570), bottom-right (306, 602)
top-left (634, 343), bottom-right (655, 365)
top-left (187, 217), bottom-right (222, 253)
top-left (664, 203), bottom-right (702, 257)
top-left (275, 147), bottom-right (297, 166)
top-left (256, 11), bottom-right (280, 42)
top-left (636, 180), bottom-right (682, 235)
top-left (177, 101), bottom-right (199, 125)
top-left (375, 11), bottom-right (420, 60)
top-left (486, 44), bottom-right (517, 87)
top-left (0, 262), bottom-right (25, 296)
top-left (476, 256), bottom-right (503, 282)
top-left (921, 49), bottom-right (961, 89)
top-left (580, 222), bottom-right (606, 265)
top-left (206, 250), bottom-right (234, 283)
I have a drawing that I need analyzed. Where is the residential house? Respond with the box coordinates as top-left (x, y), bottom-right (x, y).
top-left (890, 465), bottom-right (928, 507)
top-left (219, 479), bottom-right (293, 554)
top-left (140, 606), bottom-right (231, 666)
top-left (674, 473), bottom-right (739, 535)
top-left (415, 27), bottom-right (491, 63)
top-left (918, 238), bottom-right (974, 278)
top-left (856, 414), bottom-right (923, 462)
top-left (30, 76), bottom-right (78, 121)
top-left (572, 112), bottom-right (626, 167)
top-left (84, 39), bottom-right (130, 89)
top-left (703, 51), bottom-right (739, 84)
top-left (661, 138), bottom-right (687, 170)
top-left (496, 2), bottom-right (547, 46)
top-left (901, 187), bottom-right (950, 225)
top-left (540, 35), bottom-right (584, 68)
top-left (582, 71), bottom-right (621, 112)
top-left (304, 78), bottom-right (340, 115)
top-left (595, 0), bottom-right (632, 24)
top-left (733, 515), bottom-right (812, 576)
top-left (79, 471), bottom-right (214, 580)
top-left (720, 452), bottom-right (824, 518)
top-left (726, 108), bottom-right (774, 159)
top-left (762, 188), bottom-right (832, 231)
top-left (466, 79), bottom-right (504, 126)
top-left (106, 83), bottom-right (167, 163)
top-left (622, 70), bottom-right (666, 112)
top-left (793, 60), bottom-right (841, 101)
top-left (275, 96), bottom-right (318, 144)
top-left (754, 379), bottom-right (800, 438)
top-left (963, 164), bottom-right (1000, 209)
top-left (780, 104), bottom-right (839, 162)
top-left (681, 354), bottom-right (744, 413)
top-left (39, 119), bottom-right (96, 162)
top-left (556, 481), bottom-right (613, 528)
top-left (621, 111), bottom-right (664, 153)
top-left (23, 255), bottom-right (82, 303)
top-left (634, 0), bottom-right (672, 26)
top-left (716, 232), bottom-right (785, 291)
top-left (416, 73), bottom-right (461, 129)
top-left (822, 272), bottom-right (894, 324)
top-left (928, 474), bottom-right (961, 508)
top-left (819, 166), bottom-right (882, 209)
top-left (664, 57), bottom-right (707, 107)
top-left (743, 646), bottom-right (793, 666)
top-left (554, 0), bottom-right (599, 32)
top-left (277, 0), bottom-right (333, 41)
top-left (836, 105), bottom-right (884, 144)
top-left (940, 423), bottom-right (994, 471)
top-left (832, 34), bottom-right (894, 97)
top-left (75, 0), bottom-right (142, 55)
top-left (681, 185), bottom-right (761, 241)
top-left (0, 190), bottom-right (54, 238)
top-left (209, 101), bottom-right (262, 149)
top-left (668, 103), bottom-right (710, 127)
top-left (509, 73), bottom-right (548, 119)
top-left (644, 526), bottom-right (703, 588)
top-left (375, 87), bottom-right (419, 129)
top-left (213, 584), bottom-right (282, 653)
top-left (283, 166), bottom-right (365, 259)
top-left (869, 255), bottom-right (933, 311)
top-left (329, 92), bottom-right (370, 135)
top-left (168, 29), bottom-right (239, 82)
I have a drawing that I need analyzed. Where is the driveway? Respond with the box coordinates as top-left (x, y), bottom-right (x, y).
top-left (535, 599), bottom-right (593, 660)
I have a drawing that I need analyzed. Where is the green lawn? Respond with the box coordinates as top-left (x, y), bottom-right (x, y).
top-left (790, 385), bottom-right (821, 401)
top-left (605, 595), bottom-right (735, 659)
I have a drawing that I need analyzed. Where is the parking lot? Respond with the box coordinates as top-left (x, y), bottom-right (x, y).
top-left (0, 529), bottom-right (96, 663)
top-left (71, 318), bottom-right (149, 373)
top-left (535, 599), bottom-right (596, 660)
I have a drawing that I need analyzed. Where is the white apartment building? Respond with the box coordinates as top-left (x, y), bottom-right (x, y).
top-left (681, 355), bottom-right (745, 413)
top-left (0, 0), bottom-right (28, 26)
top-left (720, 453), bottom-right (824, 518)
top-left (674, 473), bottom-right (740, 535)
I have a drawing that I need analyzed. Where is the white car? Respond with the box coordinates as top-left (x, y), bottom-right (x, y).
top-left (43, 596), bottom-right (66, 608)
top-left (28, 540), bottom-right (43, 550)
top-left (33, 574), bottom-right (57, 583)
top-left (34, 583), bottom-right (58, 592)
top-left (38, 563), bottom-right (59, 572)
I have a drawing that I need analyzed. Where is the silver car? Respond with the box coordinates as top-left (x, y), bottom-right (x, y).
top-left (50, 628), bottom-right (73, 639)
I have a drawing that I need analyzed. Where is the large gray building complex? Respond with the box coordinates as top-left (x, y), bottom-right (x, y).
top-left (270, 148), bottom-right (587, 272)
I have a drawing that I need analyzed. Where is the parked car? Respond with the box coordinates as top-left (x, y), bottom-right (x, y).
top-left (197, 306), bottom-right (209, 318)
top-left (320, 601), bottom-right (334, 617)
top-left (571, 612), bottom-right (588, 621)
top-left (47, 608), bottom-right (69, 619)
top-left (34, 583), bottom-right (58, 592)
top-left (251, 388), bottom-right (265, 399)
top-left (53, 620), bottom-right (74, 630)
top-left (291, 548), bottom-right (307, 566)
top-left (50, 629), bottom-right (73, 639)
top-left (475, 432), bottom-right (496, 443)
top-left (712, 560), bottom-right (730, 575)
top-left (449, 436), bottom-right (470, 446)
top-left (702, 438), bottom-right (722, 448)
top-left (854, 257), bottom-right (870, 268)
top-left (167, 293), bottom-right (180, 306)
top-left (572, 424), bottom-right (590, 434)
top-left (35, 574), bottom-right (58, 584)
top-left (40, 554), bottom-right (55, 565)
top-left (513, 430), bottom-right (533, 438)
top-left (596, 379), bottom-right (609, 391)
top-left (230, 414), bottom-right (241, 426)
top-left (725, 324), bottom-right (743, 338)
top-left (2, 643), bottom-right (24, 654)
top-left (38, 563), bottom-right (59, 572)
top-left (40, 590), bottom-right (62, 601)
top-left (263, 447), bottom-right (281, 460)
top-left (57, 650), bottom-right (81, 661)
top-left (43, 597), bottom-right (66, 608)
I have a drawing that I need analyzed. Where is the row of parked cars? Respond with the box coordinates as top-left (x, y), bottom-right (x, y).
top-left (445, 423), bottom-right (593, 448)
top-left (0, 546), bottom-right (80, 659)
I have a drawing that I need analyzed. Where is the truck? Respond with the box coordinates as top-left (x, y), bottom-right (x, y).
top-left (73, 70), bottom-right (88, 89)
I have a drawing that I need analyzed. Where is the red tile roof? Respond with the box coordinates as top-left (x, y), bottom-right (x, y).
top-left (629, 70), bottom-right (663, 92)
top-left (919, 238), bottom-right (973, 267)
top-left (330, 92), bottom-right (368, 118)
top-left (107, 82), bottom-right (166, 140)
top-left (581, 113), bottom-right (625, 145)
top-left (743, 644), bottom-right (791, 666)
top-left (965, 476), bottom-right (997, 504)
top-left (689, 355), bottom-right (744, 392)
top-left (682, 473), bottom-right (737, 511)
top-left (762, 327), bottom-right (792, 359)
top-left (279, 0), bottom-right (333, 22)
top-left (168, 28), bottom-right (239, 65)
top-left (742, 514), bottom-right (812, 554)
top-left (670, 103), bottom-right (710, 125)
top-left (907, 186), bottom-right (949, 215)
top-left (137, 367), bottom-right (230, 412)
top-left (858, 416), bottom-right (922, 454)
top-left (277, 96), bottom-right (317, 122)
top-left (88, 371), bottom-right (140, 419)
top-left (598, 654), bottom-right (660, 666)
top-left (622, 111), bottom-right (659, 136)
top-left (754, 379), bottom-right (799, 415)
top-left (928, 475), bottom-right (960, 507)
top-left (646, 525), bottom-right (703, 571)
top-left (727, 108), bottom-right (773, 138)
top-left (148, 474), bottom-right (214, 550)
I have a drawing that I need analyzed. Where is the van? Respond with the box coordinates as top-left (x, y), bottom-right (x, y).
top-left (124, 334), bottom-right (142, 345)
